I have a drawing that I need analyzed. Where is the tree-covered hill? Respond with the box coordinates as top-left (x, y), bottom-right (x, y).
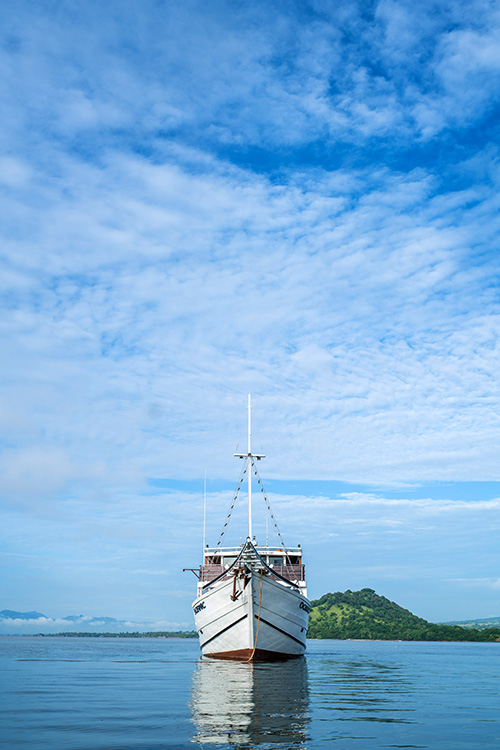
top-left (307, 589), bottom-right (500, 642)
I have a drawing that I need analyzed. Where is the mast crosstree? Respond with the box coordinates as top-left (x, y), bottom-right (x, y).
top-left (234, 394), bottom-right (265, 540)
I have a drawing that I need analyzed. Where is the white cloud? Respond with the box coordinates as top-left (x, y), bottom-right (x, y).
top-left (447, 578), bottom-right (500, 589)
top-left (0, 447), bottom-right (74, 502)
top-left (3, 0), bottom-right (500, 154)
top-left (0, 148), bottom-right (499, 491)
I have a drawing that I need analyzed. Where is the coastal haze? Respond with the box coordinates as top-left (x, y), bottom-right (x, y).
top-left (0, 609), bottom-right (174, 635)
top-left (1, 0), bottom-right (500, 631)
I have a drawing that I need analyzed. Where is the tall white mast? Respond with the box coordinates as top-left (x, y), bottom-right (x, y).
top-left (247, 394), bottom-right (252, 539)
top-left (234, 394), bottom-right (265, 541)
top-left (202, 469), bottom-right (206, 553)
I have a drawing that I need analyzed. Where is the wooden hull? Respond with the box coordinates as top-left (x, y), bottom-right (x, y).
top-left (205, 647), bottom-right (303, 661)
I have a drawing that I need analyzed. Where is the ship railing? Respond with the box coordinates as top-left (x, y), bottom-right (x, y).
top-left (199, 565), bottom-right (227, 583)
top-left (199, 563), bottom-right (305, 584)
top-left (204, 546), bottom-right (303, 555)
top-left (266, 564), bottom-right (305, 582)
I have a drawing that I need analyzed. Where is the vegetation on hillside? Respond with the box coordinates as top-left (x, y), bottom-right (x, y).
top-left (307, 589), bottom-right (500, 642)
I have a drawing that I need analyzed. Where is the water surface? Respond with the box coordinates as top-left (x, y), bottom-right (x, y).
top-left (0, 637), bottom-right (499, 749)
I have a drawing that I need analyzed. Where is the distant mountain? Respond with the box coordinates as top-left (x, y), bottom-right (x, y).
top-left (441, 616), bottom-right (500, 630)
top-left (0, 609), bottom-right (189, 634)
top-left (0, 610), bottom-right (117, 625)
top-left (62, 615), bottom-right (119, 625)
top-left (0, 610), bottom-right (46, 620)
top-left (307, 589), bottom-right (500, 642)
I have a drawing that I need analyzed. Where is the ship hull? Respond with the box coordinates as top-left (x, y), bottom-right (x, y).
top-left (193, 571), bottom-right (309, 661)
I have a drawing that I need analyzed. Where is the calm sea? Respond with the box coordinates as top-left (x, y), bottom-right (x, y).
top-left (0, 637), bottom-right (499, 749)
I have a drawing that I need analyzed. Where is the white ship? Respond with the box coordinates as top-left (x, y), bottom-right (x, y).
top-left (189, 397), bottom-right (310, 661)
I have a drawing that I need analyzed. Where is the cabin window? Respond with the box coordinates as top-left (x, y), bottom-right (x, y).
top-left (270, 557), bottom-right (283, 566)
top-left (205, 556), bottom-right (221, 565)
top-left (223, 556), bottom-right (237, 567)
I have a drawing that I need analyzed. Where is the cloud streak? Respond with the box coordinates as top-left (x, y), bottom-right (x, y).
top-left (2, 152), bottom-right (498, 488)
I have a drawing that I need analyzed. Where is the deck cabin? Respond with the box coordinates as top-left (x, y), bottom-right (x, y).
top-left (195, 544), bottom-right (306, 597)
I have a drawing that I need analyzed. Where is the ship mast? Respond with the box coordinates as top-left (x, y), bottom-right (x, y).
top-left (247, 394), bottom-right (252, 538)
top-left (234, 394), bottom-right (265, 540)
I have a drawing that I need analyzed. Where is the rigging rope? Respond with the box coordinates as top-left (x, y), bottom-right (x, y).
top-left (216, 463), bottom-right (247, 548)
top-left (251, 459), bottom-right (286, 547)
top-left (246, 568), bottom-right (263, 662)
top-left (251, 459), bottom-right (294, 576)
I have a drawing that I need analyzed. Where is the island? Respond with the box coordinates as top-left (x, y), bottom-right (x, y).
top-left (308, 588), bottom-right (500, 641)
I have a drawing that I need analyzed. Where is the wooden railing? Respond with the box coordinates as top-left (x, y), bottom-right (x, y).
top-left (199, 564), bottom-right (305, 583)
top-left (269, 564), bottom-right (305, 582)
top-left (199, 565), bottom-right (225, 583)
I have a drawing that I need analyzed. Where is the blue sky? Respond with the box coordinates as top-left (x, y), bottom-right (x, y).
top-left (1, 0), bottom-right (500, 631)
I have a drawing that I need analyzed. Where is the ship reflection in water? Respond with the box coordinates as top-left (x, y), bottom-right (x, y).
top-left (190, 656), bottom-right (310, 746)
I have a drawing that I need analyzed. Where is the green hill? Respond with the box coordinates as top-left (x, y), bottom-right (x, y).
top-left (307, 589), bottom-right (500, 642)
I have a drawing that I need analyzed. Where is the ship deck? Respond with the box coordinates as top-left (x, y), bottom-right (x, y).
top-left (198, 545), bottom-right (305, 585)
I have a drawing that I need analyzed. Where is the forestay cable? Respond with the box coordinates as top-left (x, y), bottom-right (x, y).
top-left (216, 463), bottom-right (248, 548)
top-left (251, 459), bottom-right (294, 575)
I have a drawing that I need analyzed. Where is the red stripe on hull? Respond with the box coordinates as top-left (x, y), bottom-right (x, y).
top-left (206, 648), bottom-right (303, 662)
